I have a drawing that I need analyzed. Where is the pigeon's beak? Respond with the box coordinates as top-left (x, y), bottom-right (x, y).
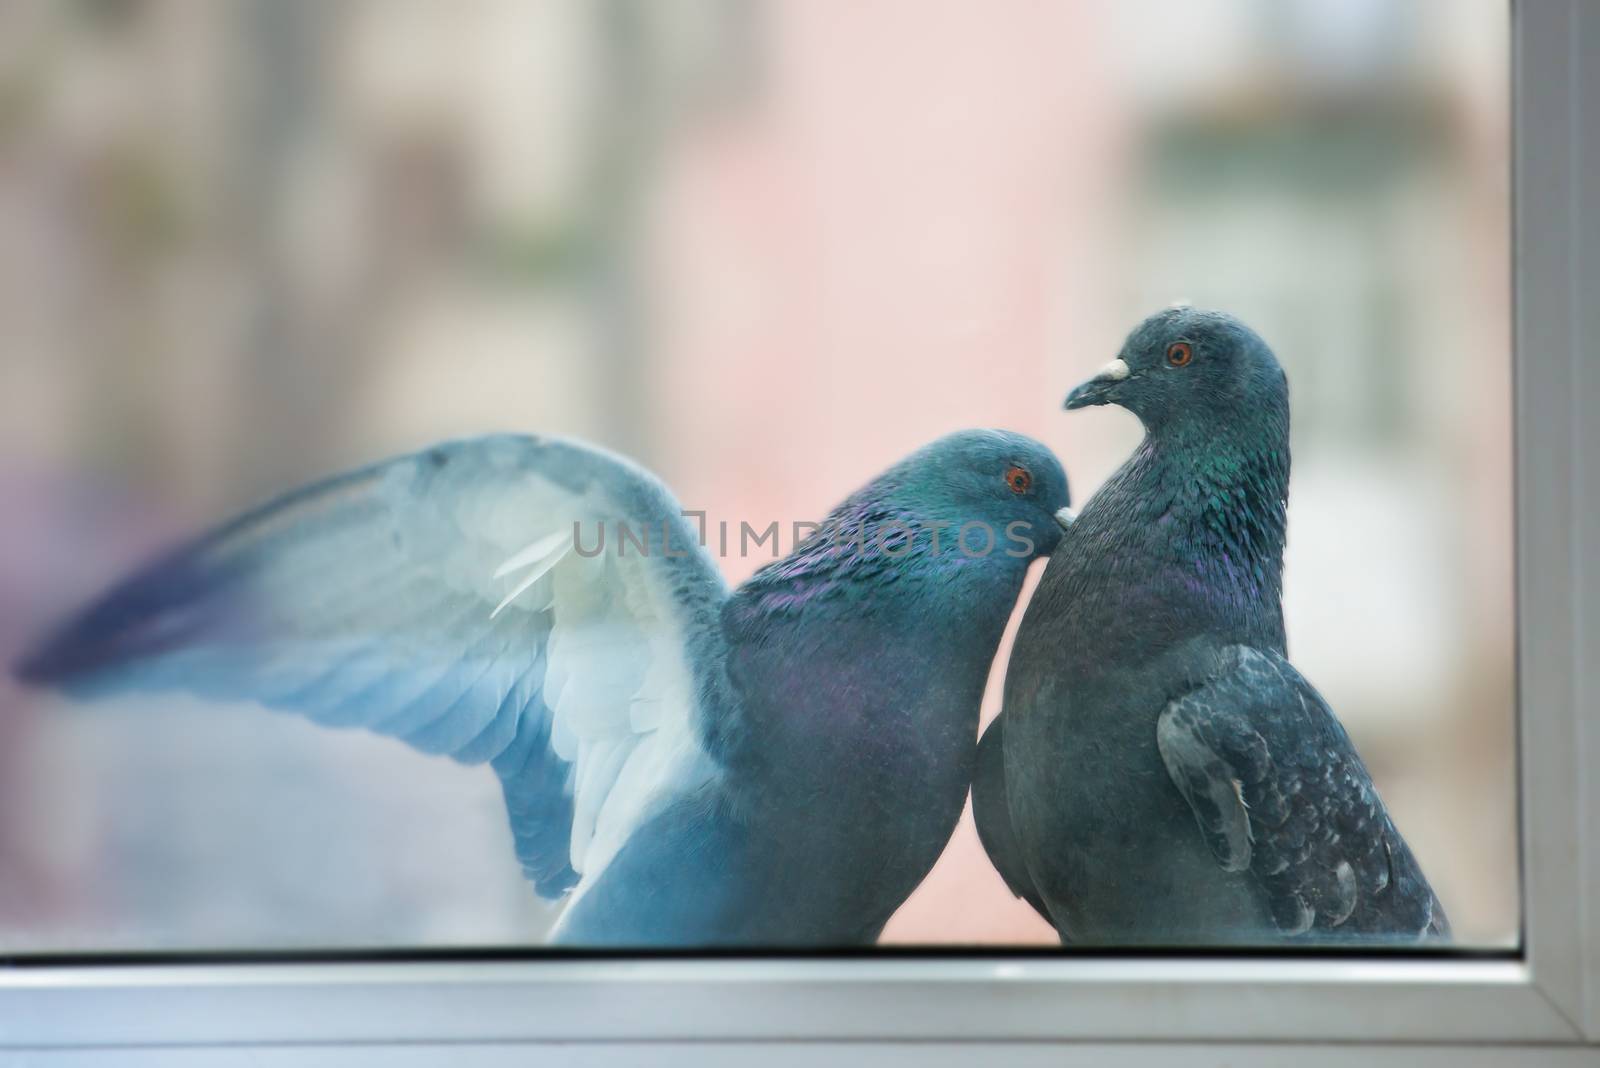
top-left (1064, 358), bottom-right (1130, 411)
top-left (1053, 506), bottom-right (1076, 531)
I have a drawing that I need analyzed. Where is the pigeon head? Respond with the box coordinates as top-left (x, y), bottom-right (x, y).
top-left (879, 429), bottom-right (1072, 559)
top-left (1064, 307), bottom-right (1288, 440)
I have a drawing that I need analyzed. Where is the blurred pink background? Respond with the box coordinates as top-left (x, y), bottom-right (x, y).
top-left (0, 0), bottom-right (1514, 949)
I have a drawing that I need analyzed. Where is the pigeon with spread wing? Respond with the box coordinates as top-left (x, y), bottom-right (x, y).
top-left (20, 429), bottom-right (1071, 946)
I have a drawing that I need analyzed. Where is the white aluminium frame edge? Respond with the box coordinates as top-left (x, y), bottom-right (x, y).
top-left (0, 0), bottom-right (1593, 1051)
top-left (1515, 0), bottom-right (1595, 1044)
top-left (1567, 0), bottom-right (1600, 1038)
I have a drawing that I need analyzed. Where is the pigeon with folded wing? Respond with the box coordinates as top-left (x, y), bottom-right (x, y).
top-left (977, 308), bottom-right (1447, 945)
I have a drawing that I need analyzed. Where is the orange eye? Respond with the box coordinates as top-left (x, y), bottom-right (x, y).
top-left (1166, 341), bottom-right (1194, 367)
top-left (1005, 465), bottom-right (1032, 494)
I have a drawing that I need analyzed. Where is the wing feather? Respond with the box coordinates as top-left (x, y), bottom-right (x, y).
top-left (1156, 645), bottom-right (1448, 941)
top-left (17, 434), bottom-right (728, 902)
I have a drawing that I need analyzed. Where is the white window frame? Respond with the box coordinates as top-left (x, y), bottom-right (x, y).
top-left (1, 1), bottom-right (1595, 1059)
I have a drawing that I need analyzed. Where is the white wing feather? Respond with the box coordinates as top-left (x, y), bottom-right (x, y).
top-left (21, 434), bottom-right (728, 902)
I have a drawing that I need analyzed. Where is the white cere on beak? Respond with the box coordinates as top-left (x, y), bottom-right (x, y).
top-left (1055, 506), bottom-right (1076, 530)
top-left (1095, 358), bottom-right (1130, 382)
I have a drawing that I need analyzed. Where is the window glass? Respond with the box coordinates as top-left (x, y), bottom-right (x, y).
top-left (0, 0), bottom-right (1513, 951)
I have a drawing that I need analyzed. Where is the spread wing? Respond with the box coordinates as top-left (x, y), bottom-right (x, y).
top-left (971, 715), bottom-right (1050, 923)
top-left (1155, 645), bottom-right (1448, 942)
top-left (17, 434), bottom-right (728, 902)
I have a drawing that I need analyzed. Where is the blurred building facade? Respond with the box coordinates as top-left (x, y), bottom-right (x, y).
top-left (0, 0), bottom-right (1513, 948)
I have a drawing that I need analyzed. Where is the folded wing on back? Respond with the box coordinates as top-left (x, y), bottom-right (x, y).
top-left (1156, 645), bottom-right (1448, 941)
top-left (18, 434), bottom-right (729, 902)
